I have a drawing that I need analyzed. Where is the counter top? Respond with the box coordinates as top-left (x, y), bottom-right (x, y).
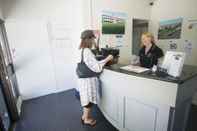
top-left (104, 64), bottom-right (197, 84)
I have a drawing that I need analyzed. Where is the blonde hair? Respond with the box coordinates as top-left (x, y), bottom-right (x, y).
top-left (141, 32), bottom-right (155, 47)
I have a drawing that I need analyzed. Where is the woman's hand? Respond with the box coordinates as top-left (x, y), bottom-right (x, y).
top-left (106, 55), bottom-right (114, 62)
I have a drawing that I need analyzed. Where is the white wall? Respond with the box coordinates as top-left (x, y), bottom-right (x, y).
top-left (3, 0), bottom-right (196, 101)
top-left (2, 0), bottom-right (151, 99)
top-left (149, 0), bottom-right (197, 104)
top-left (3, 0), bottom-right (84, 99)
top-left (150, 0), bottom-right (197, 66)
top-left (0, 0), bottom-right (4, 19)
top-left (90, 0), bottom-right (151, 64)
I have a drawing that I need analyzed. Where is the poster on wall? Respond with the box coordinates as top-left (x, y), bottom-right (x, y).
top-left (116, 35), bottom-right (124, 47)
top-left (102, 10), bottom-right (127, 34)
top-left (169, 41), bottom-right (177, 50)
top-left (184, 40), bottom-right (193, 56)
top-left (188, 19), bottom-right (197, 30)
top-left (158, 18), bottom-right (183, 39)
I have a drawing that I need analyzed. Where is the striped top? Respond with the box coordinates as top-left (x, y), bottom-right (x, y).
top-left (77, 48), bottom-right (106, 106)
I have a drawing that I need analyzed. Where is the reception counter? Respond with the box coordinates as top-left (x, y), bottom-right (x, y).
top-left (98, 64), bottom-right (197, 131)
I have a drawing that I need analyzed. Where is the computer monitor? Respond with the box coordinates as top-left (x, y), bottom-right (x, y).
top-left (162, 51), bottom-right (186, 77)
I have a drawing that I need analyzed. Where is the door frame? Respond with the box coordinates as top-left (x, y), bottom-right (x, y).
top-left (132, 18), bottom-right (149, 55)
top-left (0, 19), bottom-right (21, 121)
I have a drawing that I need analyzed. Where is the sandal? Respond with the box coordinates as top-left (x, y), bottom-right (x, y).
top-left (83, 119), bottom-right (97, 127)
top-left (81, 118), bottom-right (84, 124)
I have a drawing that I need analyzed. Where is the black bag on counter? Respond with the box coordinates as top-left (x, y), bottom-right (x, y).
top-left (76, 49), bottom-right (101, 78)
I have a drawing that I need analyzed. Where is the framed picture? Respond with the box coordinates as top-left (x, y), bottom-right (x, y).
top-left (102, 11), bottom-right (126, 34)
top-left (158, 18), bottom-right (183, 39)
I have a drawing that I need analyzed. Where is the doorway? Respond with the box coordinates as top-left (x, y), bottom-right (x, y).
top-left (132, 19), bottom-right (149, 55)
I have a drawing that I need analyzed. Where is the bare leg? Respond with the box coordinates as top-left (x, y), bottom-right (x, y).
top-left (82, 103), bottom-right (92, 120)
top-left (82, 107), bottom-right (88, 120)
top-left (82, 107), bottom-right (96, 126)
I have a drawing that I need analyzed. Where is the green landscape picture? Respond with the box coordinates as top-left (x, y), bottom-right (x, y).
top-left (102, 15), bottom-right (125, 34)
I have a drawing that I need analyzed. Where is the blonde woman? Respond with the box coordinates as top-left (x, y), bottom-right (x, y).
top-left (139, 32), bottom-right (164, 68)
top-left (77, 30), bottom-right (113, 126)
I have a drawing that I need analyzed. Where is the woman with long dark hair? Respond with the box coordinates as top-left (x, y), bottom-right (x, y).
top-left (77, 30), bottom-right (113, 126)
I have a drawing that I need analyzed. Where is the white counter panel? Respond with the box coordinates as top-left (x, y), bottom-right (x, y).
top-left (99, 67), bottom-right (196, 131)
top-left (101, 69), bottom-right (178, 107)
top-left (124, 98), bottom-right (157, 131)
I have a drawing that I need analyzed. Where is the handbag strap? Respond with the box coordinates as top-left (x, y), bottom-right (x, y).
top-left (80, 48), bottom-right (84, 63)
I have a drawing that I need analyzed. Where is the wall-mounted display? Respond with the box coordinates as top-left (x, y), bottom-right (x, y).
top-left (158, 18), bottom-right (183, 39)
top-left (102, 11), bottom-right (126, 34)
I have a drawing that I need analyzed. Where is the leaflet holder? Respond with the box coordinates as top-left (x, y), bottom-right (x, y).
top-left (161, 51), bottom-right (186, 77)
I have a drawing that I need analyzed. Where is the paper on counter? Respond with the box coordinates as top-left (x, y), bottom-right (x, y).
top-left (120, 65), bottom-right (150, 73)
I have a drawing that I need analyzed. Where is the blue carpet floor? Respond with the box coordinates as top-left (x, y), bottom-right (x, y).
top-left (14, 89), bottom-right (118, 131)
top-left (14, 89), bottom-right (197, 131)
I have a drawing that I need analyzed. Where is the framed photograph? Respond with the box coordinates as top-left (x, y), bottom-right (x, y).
top-left (158, 18), bottom-right (183, 39)
top-left (102, 11), bottom-right (126, 34)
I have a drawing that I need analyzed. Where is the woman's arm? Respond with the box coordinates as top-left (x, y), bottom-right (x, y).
top-left (83, 48), bottom-right (112, 73)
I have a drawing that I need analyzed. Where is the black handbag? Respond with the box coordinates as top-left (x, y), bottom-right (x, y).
top-left (76, 49), bottom-right (101, 78)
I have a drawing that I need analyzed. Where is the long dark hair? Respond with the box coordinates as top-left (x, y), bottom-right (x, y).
top-left (79, 38), bottom-right (94, 49)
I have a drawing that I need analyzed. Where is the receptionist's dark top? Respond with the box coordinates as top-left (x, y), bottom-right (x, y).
top-left (139, 44), bottom-right (164, 68)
